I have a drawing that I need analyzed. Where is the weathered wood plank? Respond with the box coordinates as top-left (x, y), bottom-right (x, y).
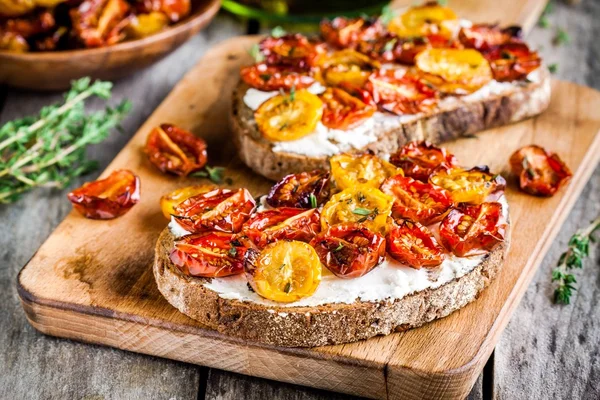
top-left (495, 1), bottom-right (600, 399)
top-left (0, 14), bottom-right (243, 400)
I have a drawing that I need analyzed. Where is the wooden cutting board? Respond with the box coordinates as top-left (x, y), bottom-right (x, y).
top-left (20, 6), bottom-right (600, 400)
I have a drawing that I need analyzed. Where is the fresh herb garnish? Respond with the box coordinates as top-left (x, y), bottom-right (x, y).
top-left (538, 1), bottom-right (553, 28)
top-left (309, 193), bottom-right (317, 208)
top-left (553, 28), bottom-right (570, 46)
top-left (0, 78), bottom-right (130, 204)
top-left (383, 38), bottom-right (398, 53)
top-left (271, 26), bottom-right (286, 38)
top-left (552, 216), bottom-right (600, 304)
top-left (379, 5), bottom-right (396, 26)
top-left (228, 244), bottom-right (238, 258)
top-left (352, 207), bottom-right (372, 216)
top-left (248, 44), bottom-right (264, 62)
top-left (289, 85), bottom-right (296, 102)
top-left (284, 282), bottom-right (292, 293)
top-left (190, 165), bottom-right (226, 184)
top-left (333, 243), bottom-right (344, 252)
top-left (548, 63), bottom-right (558, 74)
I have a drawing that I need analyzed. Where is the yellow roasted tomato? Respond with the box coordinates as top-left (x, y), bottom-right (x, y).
top-left (244, 241), bottom-right (322, 303)
top-left (255, 89), bottom-right (323, 142)
top-left (126, 12), bottom-right (169, 39)
top-left (415, 48), bottom-right (493, 94)
top-left (160, 184), bottom-right (217, 219)
top-left (429, 166), bottom-right (506, 204)
top-left (317, 49), bottom-right (380, 87)
top-left (388, 3), bottom-right (458, 39)
top-left (321, 185), bottom-right (394, 233)
top-left (330, 153), bottom-right (402, 190)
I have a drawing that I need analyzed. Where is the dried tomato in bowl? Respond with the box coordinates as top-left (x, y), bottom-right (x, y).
top-left (67, 169), bottom-right (140, 219)
top-left (145, 123), bottom-right (207, 176)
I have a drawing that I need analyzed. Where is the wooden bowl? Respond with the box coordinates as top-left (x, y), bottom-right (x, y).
top-left (0, 0), bottom-right (221, 91)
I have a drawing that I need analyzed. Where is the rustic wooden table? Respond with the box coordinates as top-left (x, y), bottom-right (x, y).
top-left (1, 2), bottom-right (599, 399)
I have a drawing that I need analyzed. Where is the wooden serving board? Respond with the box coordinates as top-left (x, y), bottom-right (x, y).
top-left (18, 11), bottom-right (600, 400)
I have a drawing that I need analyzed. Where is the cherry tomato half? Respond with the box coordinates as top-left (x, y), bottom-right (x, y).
top-left (318, 49), bottom-right (380, 87)
top-left (240, 63), bottom-right (314, 91)
top-left (356, 33), bottom-right (457, 65)
top-left (509, 145), bottom-right (572, 197)
top-left (389, 141), bottom-right (458, 182)
top-left (388, 2), bottom-right (458, 39)
top-left (310, 222), bottom-right (386, 278)
top-left (439, 202), bottom-right (507, 257)
top-left (70, 0), bottom-right (130, 48)
top-left (320, 87), bottom-right (375, 130)
top-left (172, 188), bottom-right (256, 233)
top-left (367, 69), bottom-right (438, 115)
top-left (330, 153), bottom-right (402, 190)
top-left (320, 16), bottom-right (384, 49)
top-left (160, 184), bottom-right (217, 219)
top-left (266, 170), bottom-right (331, 209)
top-left (259, 33), bottom-right (322, 70)
top-left (380, 175), bottom-right (453, 225)
top-left (244, 241), bottom-right (322, 303)
top-left (67, 169), bottom-right (140, 220)
top-left (458, 24), bottom-right (522, 53)
top-left (485, 42), bottom-right (542, 82)
top-left (240, 207), bottom-right (321, 248)
top-left (429, 166), bottom-right (506, 204)
top-left (145, 124), bottom-right (207, 177)
top-left (170, 231), bottom-right (246, 278)
top-left (386, 219), bottom-right (445, 269)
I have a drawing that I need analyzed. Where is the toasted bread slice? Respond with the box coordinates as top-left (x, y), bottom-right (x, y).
top-left (231, 68), bottom-right (551, 181)
top-left (154, 228), bottom-right (509, 347)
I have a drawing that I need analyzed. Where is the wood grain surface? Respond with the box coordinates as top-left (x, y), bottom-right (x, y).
top-left (2, 1), bottom-right (600, 399)
top-left (15, 30), bottom-right (600, 400)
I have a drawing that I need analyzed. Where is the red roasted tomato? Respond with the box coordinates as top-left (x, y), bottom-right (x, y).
top-left (458, 24), bottom-right (522, 52)
top-left (259, 33), bottom-right (322, 69)
top-left (70, 0), bottom-right (130, 48)
top-left (386, 219), bottom-right (445, 269)
top-left (145, 123), bottom-right (207, 176)
top-left (380, 175), bottom-right (453, 225)
top-left (67, 169), bottom-right (140, 220)
top-left (439, 202), bottom-right (507, 257)
top-left (337, 81), bottom-right (376, 106)
top-left (240, 207), bottom-right (321, 248)
top-left (240, 63), bottom-right (314, 91)
top-left (170, 232), bottom-right (246, 278)
top-left (266, 170), bottom-right (331, 209)
top-left (509, 145), bottom-right (572, 197)
top-left (367, 69), bottom-right (438, 115)
top-left (389, 141), bottom-right (458, 182)
top-left (172, 188), bottom-right (256, 233)
top-left (485, 42), bottom-right (541, 82)
top-left (310, 222), bottom-right (386, 278)
top-left (320, 87), bottom-right (376, 130)
top-left (320, 16), bottom-right (384, 49)
top-left (356, 33), bottom-right (458, 65)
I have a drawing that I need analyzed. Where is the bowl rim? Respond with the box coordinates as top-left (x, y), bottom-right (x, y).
top-left (0, 0), bottom-right (221, 60)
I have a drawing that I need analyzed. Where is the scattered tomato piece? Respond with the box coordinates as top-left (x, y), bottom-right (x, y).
top-left (509, 145), bottom-right (572, 197)
top-left (145, 123), bottom-right (207, 177)
top-left (485, 42), bottom-right (542, 82)
top-left (386, 219), bottom-right (445, 269)
top-left (67, 169), bottom-right (140, 219)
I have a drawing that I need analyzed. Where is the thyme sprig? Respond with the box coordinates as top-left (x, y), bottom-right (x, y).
top-left (552, 216), bottom-right (600, 304)
top-left (0, 78), bottom-right (131, 204)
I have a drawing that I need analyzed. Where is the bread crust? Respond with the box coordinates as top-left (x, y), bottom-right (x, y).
top-left (231, 68), bottom-right (551, 181)
top-left (154, 228), bottom-right (510, 347)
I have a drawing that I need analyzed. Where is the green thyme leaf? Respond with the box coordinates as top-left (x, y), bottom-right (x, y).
top-left (271, 26), bottom-right (286, 38)
top-left (553, 28), bottom-right (570, 46)
top-left (309, 193), bottom-right (317, 208)
top-left (333, 243), bottom-right (344, 252)
top-left (190, 165), bottom-right (226, 184)
top-left (352, 207), bottom-right (372, 216)
top-left (548, 63), bottom-right (558, 74)
top-left (248, 44), bottom-right (265, 62)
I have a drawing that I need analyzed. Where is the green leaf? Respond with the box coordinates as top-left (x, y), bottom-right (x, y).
top-left (271, 26), bottom-right (286, 38)
top-left (309, 193), bottom-right (317, 208)
top-left (248, 44), bottom-right (265, 63)
top-left (333, 243), bottom-right (344, 252)
top-left (352, 207), bottom-right (372, 216)
top-left (553, 28), bottom-right (570, 46)
top-left (289, 85), bottom-right (296, 102)
top-left (548, 63), bottom-right (558, 74)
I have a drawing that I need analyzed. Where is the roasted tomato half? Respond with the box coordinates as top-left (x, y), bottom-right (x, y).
top-left (356, 33), bottom-right (457, 65)
top-left (509, 145), bottom-right (572, 197)
top-left (368, 69), bottom-right (438, 115)
top-left (172, 188), bottom-right (256, 233)
top-left (320, 16), bottom-right (384, 49)
top-left (338, 81), bottom-right (376, 106)
top-left (380, 175), bottom-right (453, 225)
top-left (259, 33), bottom-right (322, 69)
top-left (255, 90), bottom-right (323, 142)
top-left (70, 0), bottom-right (130, 48)
top-left (67, 169), bottom-right (140, 220)
top-left (389, 141), bottom-right (458, 182)
top-left (320, 185), bottom-right (394, 233)
top-left (266, 170), bottom-right (331, 209)
top-left (160, 184), bottom-right (217, 219)
top-left (126, 12), bottom-right (169, 39)
top-left (318, 49), bottom-right (380, 87)
top-left (240, 63), bottom-right (314, 91)
top-left (330, 153), bottom-right (402, 190)
top-left (320, 87), bottom-right (375, 130)
top-left (388, 2), bottom-right (458, 39)
top-left (485, 42), bottom-right (542, 82)
top-left (245, 241), bottom-right (322, 303)
top-left (145, 124), bottom-right (207, 176)
top-left (170, 232), bottom-right (246, 278)
top-left (240, 207), bottom-right (321, 248)
top-left (439, 202), bottom-right (507, 257)
top-left (386, 219), bottom-right (445, 269)
top-left (416, 48), bottom-right (493, 94)
top-left (458, 24), bottom-right (522, 52)
top-left (430, 166), bottom-right (506, 204)
top-left (310, 223), bottom-right (386, 278)
top-left (135, 0), bottom-right (191, 22)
